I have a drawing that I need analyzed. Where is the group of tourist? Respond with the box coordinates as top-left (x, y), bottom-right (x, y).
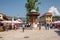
top-left (44, 22), bottom-right (57, 30)
top-left (37, 22), bottom-right (57, 30)
top-left (45, 23), bottom-right (50, 30)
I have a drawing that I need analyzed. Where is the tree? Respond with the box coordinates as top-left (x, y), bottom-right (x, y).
top-left (25, 0), bottom-right (40, 21)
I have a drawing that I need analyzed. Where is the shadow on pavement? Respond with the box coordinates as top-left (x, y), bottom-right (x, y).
top-left (55, 30), bottom-right (60, 36)
top-left (0, 37), bottom-right (3, 38)
top-left (24, 36), bottom-right (29, 38)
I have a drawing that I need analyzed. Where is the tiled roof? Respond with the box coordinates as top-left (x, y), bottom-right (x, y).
top-left (40, 12), bottom-right (52, 18)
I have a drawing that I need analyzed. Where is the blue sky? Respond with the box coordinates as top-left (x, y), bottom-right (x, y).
top-left (0, 0), bottom-right (60, 17)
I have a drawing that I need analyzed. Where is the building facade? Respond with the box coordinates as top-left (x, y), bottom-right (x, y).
top-left (0, 13), bottom-right (8, 21)
top-left (40, 12), bottom-right (52, 25)
top-left (52, 16), bottom-right (60, 22)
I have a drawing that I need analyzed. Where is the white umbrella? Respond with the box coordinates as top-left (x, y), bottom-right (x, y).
top-left (1, 21), bottom-right (12, 23)
top-left (1, 21), bottom-right (23, 23)
top-left (52, 21), bottom-right (60, 23)
top-left (12, 21), bottom-right (23, 23)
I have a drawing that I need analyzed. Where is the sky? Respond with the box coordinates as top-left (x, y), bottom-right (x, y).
top-left (0, 0), bottom-right (60, 17)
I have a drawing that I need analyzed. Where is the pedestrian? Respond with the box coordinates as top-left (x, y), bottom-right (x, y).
top-left (50, 24), bottom-right (53, 29)
top-left (22, 24), bottom-right (25, 32)
top-left (6, 26), bottom-right (9, 31)
top-left (2, 26), bottom-right (5, 31)
top-left (47, 23), bottom-right (50, 30)
top-left (52, 24), bottom-right (55, 29)
top-left (45, 23), bottom-right (47, 30)
top-left (45, 23), bottom-right (50, 30)
top-left (38, 23), bottom-right (41, 30)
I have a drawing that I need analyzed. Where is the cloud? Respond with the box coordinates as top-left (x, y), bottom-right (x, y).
top-left (48, 6), bottom-right (55, 12)
top-left (48, 6), bottom-right (60, 16)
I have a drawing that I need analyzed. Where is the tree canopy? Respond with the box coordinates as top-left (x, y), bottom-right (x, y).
top-left (25, 0), bottom-right (40, 21)
top-left (25, 0), bottom-right (39, 13)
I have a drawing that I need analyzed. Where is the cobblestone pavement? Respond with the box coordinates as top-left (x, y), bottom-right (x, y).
top-left (0, 27), bottom-right (60, 40)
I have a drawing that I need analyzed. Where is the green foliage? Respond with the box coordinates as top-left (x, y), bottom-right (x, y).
top-left (25, 0), bottom-right (39, 13)
top-left (14, 18), bottom-right (17, 21)
top-left (25, 0), bottom-right (39, 22)
top-left (26, 16), bottom-right (30, 22)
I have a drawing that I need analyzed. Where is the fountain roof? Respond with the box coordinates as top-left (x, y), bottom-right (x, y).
top-left (31, 9), bottom-right (37, 12)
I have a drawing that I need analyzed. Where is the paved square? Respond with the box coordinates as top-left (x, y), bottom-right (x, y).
top-left (0, 27), bottom-right (60, 40)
